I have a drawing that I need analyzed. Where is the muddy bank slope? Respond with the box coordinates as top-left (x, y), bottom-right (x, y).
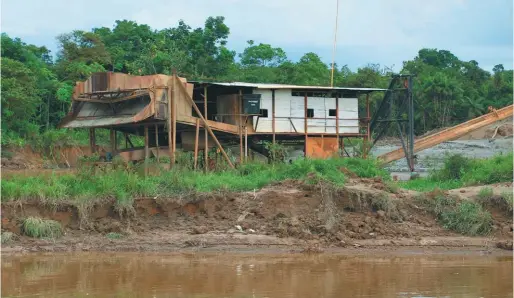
top-left (2, 179), bottom-right (512, 253)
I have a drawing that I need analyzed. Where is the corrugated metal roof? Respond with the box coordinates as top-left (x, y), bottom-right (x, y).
top-left (192, 81), bottom-right (386, 92)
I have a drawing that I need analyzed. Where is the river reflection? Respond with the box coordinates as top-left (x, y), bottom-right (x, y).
top-left (2, 252), bottom-right (512, 298)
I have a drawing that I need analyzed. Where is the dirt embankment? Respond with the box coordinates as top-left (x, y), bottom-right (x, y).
top-left (2, 178), bottom-right (512, 254)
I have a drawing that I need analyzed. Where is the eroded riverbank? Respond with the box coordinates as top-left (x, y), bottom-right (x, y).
top-left (2, 178), bottom-right (512, 254)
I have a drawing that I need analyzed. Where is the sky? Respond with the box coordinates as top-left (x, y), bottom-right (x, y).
top-left (1, 0), bottom-right (513, 72)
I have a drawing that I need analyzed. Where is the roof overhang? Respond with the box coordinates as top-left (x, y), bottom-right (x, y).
top-left (191, 81), bottom-right (387, 93)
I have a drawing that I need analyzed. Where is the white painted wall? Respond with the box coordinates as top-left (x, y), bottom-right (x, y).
top-left (252, 89), bottom-right (359, 134)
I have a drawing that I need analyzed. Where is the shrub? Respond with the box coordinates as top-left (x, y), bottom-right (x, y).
top-left (477, 187), bottom-right (494, 201)
top-left (439, 200), bottom-right (492, 236)
top-left (419, 195), bottom-right (492, 236)
top-left (1, 231), bottom-right (15, 244)
top-left (22, 217), bottom-right (63, 238)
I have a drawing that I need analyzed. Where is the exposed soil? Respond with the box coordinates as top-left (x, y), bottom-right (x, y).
top-left (2, 178), bottom-right (512, 254)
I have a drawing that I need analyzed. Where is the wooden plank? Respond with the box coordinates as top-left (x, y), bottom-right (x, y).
top-left (194, 119), bottom-right (200, 170)
top-left (175, 76), bottom-right (234, 169)
top-left (379, 104), bottom-right (514, 163)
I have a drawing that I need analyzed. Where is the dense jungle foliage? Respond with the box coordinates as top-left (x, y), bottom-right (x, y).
top-left (1, 16), bottom-right (512, 147)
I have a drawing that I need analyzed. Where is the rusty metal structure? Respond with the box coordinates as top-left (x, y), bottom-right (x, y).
top-left (59, 72), bottom-right (389, 170)
top-left (378, 104), bottom-right (514, 164)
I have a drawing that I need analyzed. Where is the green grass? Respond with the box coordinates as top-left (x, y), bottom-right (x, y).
top-left (1, 231), bottom-right (15, 244)
top-left (106, 232), bottom-right (124, 240)
top-left (22, 217), bottom-right (63, 239)
top-left (416, 194), bottom-right (492, 236)
top-left (1, 157), bottom-right (389, 207)
top-left (477, 187), bottom-right (494, 201)
top-left (400, 153), bottom-right (513, 191)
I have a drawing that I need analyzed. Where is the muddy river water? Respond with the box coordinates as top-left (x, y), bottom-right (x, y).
top-left (2, 252), bottom-right (512, 298)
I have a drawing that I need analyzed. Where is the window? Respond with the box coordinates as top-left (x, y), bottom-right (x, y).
top-left (307, 109), bottom-right (314, 118)
top-left (259, 109), bottom-right (268, 118)
top-left (328, 109), bottom-right (337, 116)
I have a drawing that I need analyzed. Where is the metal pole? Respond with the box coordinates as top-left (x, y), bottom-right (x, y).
top-left (408, 76), bottom-right (415, 172)
top-left (330, 0), bottom-right (339, 87)
top-left (272, 89), bottom-right (276, 144)
top-left (335, 95), bottom-right (339, 152)
top-left (304, 94), bottom-right (308, 157)
top-left (239, 89), bottom-right (244, 164)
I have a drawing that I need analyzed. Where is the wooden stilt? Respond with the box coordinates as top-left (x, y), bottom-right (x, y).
top-left (194, 119), bottom-right (200, 170)
top-left (204, 86), bottom-right (208, 172)
top-left (110, 129), bottom-right (116, 155)
top-left (171, 78), bottom-right (177, 166)
top-left (144, 125), bottom-right (149, 175)
top-left (89, 128), bottom-right (96, 154)
top-left (239, 89), bottom-right (243, 164)
top-left (167, 85), bottom-right (173, 169)
top-left (155, 124), bottom-right (159, 162)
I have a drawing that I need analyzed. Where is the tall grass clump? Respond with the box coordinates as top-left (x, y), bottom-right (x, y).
top-left (1, 157), bottom-right (388, 203)
top-left (400, 153), bottom-right (513, 191)
top-left (23, 217), bottom-right (63, 238)
top-left (417, 195), bottom-right (492, 236)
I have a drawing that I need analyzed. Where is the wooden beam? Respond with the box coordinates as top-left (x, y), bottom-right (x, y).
top-left (144, 125), bottom-right (149, 175)
top-left (194, 119), bottom-right (200, 170)
top-left (171, 78), bottom-right (177, 166)
top-left (364, 93), bottom-right (370, 159)
top-left (167, 85), bottom-right (173, 169)
top-left (110, 129), bottom-right (116, 154)
top-left (155, 124), bottom-right (160, 162)
top-left (204, 86), bottom-right (209, 172)
top-left (175, 76), bottom-right (234, 169)
top-left (272, 89), bottom-right (276, 144)
top-left (89, 128), bottom-right (96, 154)
top-left (75, 91), bottom-right (149, 103)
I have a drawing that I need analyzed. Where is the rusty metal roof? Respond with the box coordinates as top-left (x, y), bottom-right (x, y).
top-left (192, 81), bottom-right (387, 92)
